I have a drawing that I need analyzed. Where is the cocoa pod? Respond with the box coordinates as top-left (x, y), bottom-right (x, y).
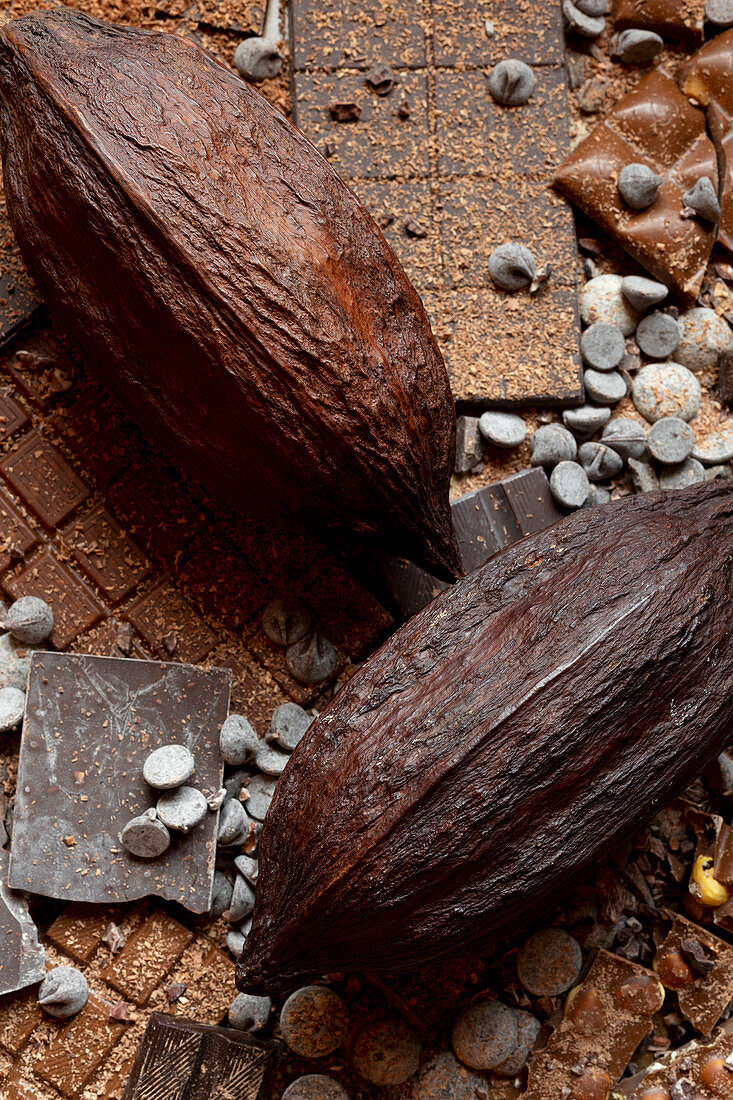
top-left (237, 483), bottom-right (733, 994)
top-left (0, 9), bottom-right (460, 579)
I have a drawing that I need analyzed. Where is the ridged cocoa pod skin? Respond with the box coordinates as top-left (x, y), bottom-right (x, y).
top-left (237, 483), bottom-right (733, 994)
top-left (0, 9), bottom-right (460, 580)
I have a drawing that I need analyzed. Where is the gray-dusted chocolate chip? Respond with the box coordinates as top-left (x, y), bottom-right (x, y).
top-left (693, 423), bottom-right (733, 463)
top-left (352, 1017), bottom-right (421, 1086)
top-left (493, 1010), bottom-right (542, 1077)
top-left (529, 424), bottom-right (577, 467)
top-left (227, 928), bottom-right (247, 957)
top-left (261, 596), bottom-right (312, 647)
top-left (156, 786), bottom-right (208, 833)
top-left (632, 363), bottom-right (701, 422)
top-left (562, 404), bottom-right (611, 439)
top-left (575, 0), bottom-right (607, 13)
top-left (613, 28), bottom-right (663, 63)
top-left (629, 456), bottom-right (660, 493)
top-left (587, 483), bottom-right (611, 506)
top-left (229, 992), bottom-right (272, 1032)
top-left (0, 634), bottom-right (31, 693)
top-left (618, 163), bottom-right (662, 210)
top-left (580, 322), bottom-right (625, 370)
top-left (412, 1052), bottom-right (486, 1098)
top-left (578, 441), bottom-right (624, 480)
top-left (244, 774), bottom-right (277, 821)
top-left (219, 714), bottom-right (258, 765)
top-left (478, 410), bottom-right (527, 448)
top-left (455, 415), bottom-right (483, 473)
top-left (583, 369), bottom-right (627, 405)
top-left (233, 36), bottom-right (283, 82)
top-left (286, 634), bottom-right (338, 684)
top-left (550, 461), bottom-right (590, 509)
top-left (683, 176), bottom-right (721, 223)
top-left (647, 417), bottom-right (695, 465)
top-left (3, 596), bottom-right (53, 645)
top-left (601, 418), bottom-right (647, 460)
top-left (217, 796), bottom-right (249, 845)
top-left (120, 807), bottom-right (171, 858)
top-left (211, 870), bottom-right (234, 918)
top-left (581, 274), bottom-right (639, 334)
top-left (452, 999), bottom-right (519, 1070)
top-left (143, 743), bottom-right (195, 790)
top-left (659, 458), bottom-right (706, 489)
top-left (38, 966), bottom-right (89, 1019)
top-left (518, 929), bottom-right (583, 995)
top-left (706, 0), bottom-right (733, 24)
top-left (704, 464), bottom-right (733, 481)
top-left (676, 307), bottom-right (733, 372)
top-left (563, 0), bottom-right (605, 35)
top-left (255, 740), bottom-right (290, 776)
top-left (282, 1076), bottom-right (349, 1100)
top-left (0, 686), bottom-right (25, 732)
top-left (488, 59), bottom-right (536, 106)
top-left (488, 243), bottom-right (535, 291)
top-left (621, 275), bottom-right (668, 313)
top-left (636, 311), bottom-right (681, 360)
top-left (269, 702), bottom-right (312, 752)
top-left (225, 873), bottom-right (256, 922)
top-left (234, 853), bottom-right (259, 885)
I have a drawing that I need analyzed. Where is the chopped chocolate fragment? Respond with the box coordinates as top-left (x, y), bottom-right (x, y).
top-left (656, 913), bottom-right (733, 1034)
top-left (121, 1012), bottom-right (280, 1100)
top-left (9, 653), bottom-right (230, 913)
top-left (0, 848), bottom-right (45, 997)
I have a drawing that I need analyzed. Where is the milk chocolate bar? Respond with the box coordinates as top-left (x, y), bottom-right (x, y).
top-left (613, 0), bottom-right (705, 45)
top-left (555, 68), bottom-right (717, 302)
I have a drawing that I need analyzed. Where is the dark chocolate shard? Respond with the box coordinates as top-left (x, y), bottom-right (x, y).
top-left (0, 846), bottom-right (45, 996)
top-left (122, 1013), bottom-right (281, 1100)
top-left (9, 653), bottom-right (230, 914)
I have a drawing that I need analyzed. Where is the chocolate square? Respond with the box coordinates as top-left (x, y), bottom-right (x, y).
top-left (432, 0), bottom-right (565, 67)
top-left (99, 911), bottom-right (194, 1006)
top-left (0, 431), bottom-right (89, 528)
top-left (0, 389), bottom-right (29, 442)
top-left (290, 0), bottom-right (428, 72)
top-left (294, 70), bottom-right (430, 180)
top-left (4, 548), bottom-right (104, 649)
top-left (65, 506), bottom-right (150, 604)
top-left (0, 488), bottom-right (39, 575)
top-left (33, 992), bottom-right (127, 1098)
top-left (126, 581), bottom-right (219, 664)
top-left (8, 652), bottom-right (230, 913)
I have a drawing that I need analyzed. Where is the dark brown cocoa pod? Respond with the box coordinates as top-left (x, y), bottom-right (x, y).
top-left (237, 483), bottom-right (733, 993)
top-left (0, 9), bottom-right (460, 579)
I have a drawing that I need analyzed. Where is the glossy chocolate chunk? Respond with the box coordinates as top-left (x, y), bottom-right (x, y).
top-left (555, 68), bottom-right (717, 302)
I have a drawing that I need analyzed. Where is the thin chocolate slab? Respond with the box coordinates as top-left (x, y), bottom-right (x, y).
top-left (121, 1013), bottom-right (280, 1100)
top-left (0, 848), bottom-right (45, 998)
top-left (383, 469), bottom-right (559, 617)
top-left (555, 68), bottom-right (717, 303)
top-left (9, 653), bottom-right (230, 913)
top-left (626, 1027), bottom-right (733, 1099)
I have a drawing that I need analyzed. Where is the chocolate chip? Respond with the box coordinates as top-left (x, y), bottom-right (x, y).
top-left (120, 807), bottom-right (171, 858)
top-left (636, 311), bottom-right (681, 360)
top-left (38, 966), bottom-right (89, 1019)
top-left (143, 743), bottom-right (195, 789)
top-left (3, 596), bottom-right (53, 644)
top-left (488, 59), bottom-right (536, 106)
top-left (682, 177), bottom-right (721, 223)
top-left (489, 243), bottom-right (535, 291)
top-left (262, 596), bottom-right (311, 646)
top-left (286, 633), bottom-right (338, 684)
top-left (613, 28), bottom-right (663, 63)
top-left (618, 163), bottom-right (662, 210)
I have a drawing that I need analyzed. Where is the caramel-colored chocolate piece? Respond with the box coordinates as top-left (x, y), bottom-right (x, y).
top-left (524, 951), bottom-right (662, 1099)
top-left (555, 68), bottom-right (717, 303)
top-left (45, 905), bottom-right (119, 964)
top-left (655, 913), bottom-right (733, 1034)
top-left (680, 30), bottom-right (733, 259)
top-left (100, 912), bottom-right (193, 1007)
top-left (613, 0), bottom-right (705, 44)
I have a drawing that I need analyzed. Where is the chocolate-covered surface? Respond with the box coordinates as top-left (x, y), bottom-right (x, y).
top-left (9, 653), bottom-right (230, 913)
top-left (613, 0), bottom-right (705, 43)
top-left (237, 483), bottom-right (733, 992)
top-left (555, 68), bottom-right (717, 302)
top-left (0, 9), bottom-right (460, 580)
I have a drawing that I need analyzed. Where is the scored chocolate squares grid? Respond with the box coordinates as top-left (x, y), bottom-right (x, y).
top-left (290, 0), bottom-right (583, 407)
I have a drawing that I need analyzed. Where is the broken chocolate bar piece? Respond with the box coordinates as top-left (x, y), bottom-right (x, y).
top-left (679, 30), bottom-right (733, 260)
top-left (0, 848), bottom-right (45, 997)
top-left (625, 1025), bottom-right (733, 1099)
top-left (382, 469), bottom-right (561, 618)
top-left (656, 912), bottom-right (733, 1034)
top-left (121, 1013), bottom-right (280, 1100)
top-left (555, 68), bottom-right (717, 302)
top-left (0, 203), bottom-right (41, 348)
top-left (9, 653), bottom-right (230, 913)
top-left (612, 0), bottom-right (705, 45)
top-left (524, 949), bottom-right (664, 1099)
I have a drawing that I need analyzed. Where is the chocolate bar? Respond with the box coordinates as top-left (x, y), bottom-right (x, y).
top-left (555, 68), bottom-right (717, 303)
top-left (524, 949), bottom-right (664, 1099)
top-left (121, 1013), bottom-right (280, 1100)
top-left (9, 653), bottom-right (230, 913)
top-left (655, 911), bottom-right (733, 1034)
top-left (0, 848), bottom-right (45, 997)
top-left (625, 1025), bottom-right (733, 1099)
top-left (679, 30), bottom-right (733, 260)
top-left (612, 0), bottom-right (705, 45)
top-left (382, 469), bottom-right (562, 618)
